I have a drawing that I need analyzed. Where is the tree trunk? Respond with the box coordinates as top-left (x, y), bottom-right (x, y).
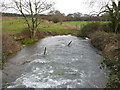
top-left (30, 29), bottom-right (37, 39)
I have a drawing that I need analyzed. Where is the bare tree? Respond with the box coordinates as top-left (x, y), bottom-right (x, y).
top-left (101, 0), bottom-right (120, 33)
top-left (84, 0), bottom-right (120, 33)
top-left (2, 0), bottom-right (54, 38)
top-left (103, 0), bottom-right (120, 33)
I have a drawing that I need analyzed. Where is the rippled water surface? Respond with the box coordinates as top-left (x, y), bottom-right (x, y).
top-left (3, 35), bottom-right (108, 88)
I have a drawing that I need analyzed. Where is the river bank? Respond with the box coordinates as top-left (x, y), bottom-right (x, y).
top-left (79, 23), bottom-right (120, 88)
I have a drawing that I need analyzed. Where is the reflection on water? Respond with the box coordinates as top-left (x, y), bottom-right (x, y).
top-left (3, 35), bottom-right (108, 88)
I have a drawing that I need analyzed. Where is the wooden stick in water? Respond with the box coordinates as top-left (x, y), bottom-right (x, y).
top-left (67, 41), bottom-right (72, 46)
top-left (44, 47), bottom-right (47, 55)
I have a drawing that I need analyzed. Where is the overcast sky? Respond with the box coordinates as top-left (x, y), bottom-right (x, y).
top-left (51, 0), bottom-right (104, 15)
top-left (1, 0), bottom-right (118, 15)
top-left (52, 0), bottom-right (89, 15)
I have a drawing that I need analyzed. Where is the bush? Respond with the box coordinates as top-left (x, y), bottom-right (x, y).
top-left (80, 23), bottom-right (103, 38)
top-left (91, 32), bottom-right (120, 54)
top-left (103, 57), bottom-right (120, 72)
top-left (102, 57), bottom-right (120, 88)
top-left (103, 23), bottom-right (120, 33)
top-left (91, 31), bottom-right (108, 50)
top-left (102, 23), bottom-right (113, 33)
top-left (52, 17), bottom-right (60, 23)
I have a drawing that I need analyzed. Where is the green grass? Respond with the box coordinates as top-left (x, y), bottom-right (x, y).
top-left (2, 19), bottom-right (109, 35)
top-left (2, 19), bottom-right (27, 34)
top-left (21, 38), bottom-right (37, 45)
top-left (2, 19), bottom-right (79, 35)
top-left (63, 21), bottom-right (109, 29)
top-left (38, 22), bottom-right (78, 35)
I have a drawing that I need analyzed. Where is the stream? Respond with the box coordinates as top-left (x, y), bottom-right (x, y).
top-left (2, 35), bottom-right (108, 88)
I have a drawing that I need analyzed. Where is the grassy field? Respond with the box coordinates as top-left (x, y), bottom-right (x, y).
top-left (2, 18), bottom-right (109, 35)
top-left (2, 18), bottom-right (79, 35)
top-left (63, 21), bottom-right (109, 29)
top-left (2, 19), bottom-right (27, 34)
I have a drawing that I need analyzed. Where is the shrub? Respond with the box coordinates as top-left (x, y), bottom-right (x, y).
top-left (52, 17), bottom-right (60, 23)
top-left (103, 57), bottom-right (120, 72)
top-left (91, 31), bottom-right (108, 50)
top-left (102, 57), bottom-right (120, 88)
top-left (103, 23), bottom-right (120, 33)
top-left (91, 32), bottom-right (120, 52)
top-left (80, 23), bottom-right (103, 38)
top-left (102, 23), bottom-right (113, 33)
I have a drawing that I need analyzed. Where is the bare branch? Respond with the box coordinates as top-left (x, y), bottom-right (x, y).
top-left (2, 0), bottom-right (54, 38)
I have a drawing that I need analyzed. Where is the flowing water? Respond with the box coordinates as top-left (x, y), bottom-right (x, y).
top-left (2, 35), bottom-right (108, 88)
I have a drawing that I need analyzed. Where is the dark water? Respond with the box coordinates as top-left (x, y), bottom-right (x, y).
top-left (3, 35), bottom-right (108, 88)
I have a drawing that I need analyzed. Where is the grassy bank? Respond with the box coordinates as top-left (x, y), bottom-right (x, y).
top-left (79, 23), bottom-right (120, 88)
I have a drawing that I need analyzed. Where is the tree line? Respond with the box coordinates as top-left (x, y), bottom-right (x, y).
top-left (2, 12), bottom-right (30, 17)
top-left (2, 11), bottom-right (109, 22)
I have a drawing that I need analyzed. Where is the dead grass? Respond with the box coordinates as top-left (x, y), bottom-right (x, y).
top-left (62, 24), bottom-right (77, 29)
top-left (2, 33), bottom-right (21, 61)
top-left (91, 32), bottom-right (120, 58)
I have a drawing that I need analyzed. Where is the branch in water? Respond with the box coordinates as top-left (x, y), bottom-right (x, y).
top-left (44, 47), bottom-right (47, 55)
top-left (67, 41), bottom-right (72, 46)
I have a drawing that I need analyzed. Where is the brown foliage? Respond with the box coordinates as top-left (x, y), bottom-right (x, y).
top-left (91, 32), bottom-right (120, 58)
top-left (79, 23), bottom-right (120, 58)
top-left (2, 34), bottom-right (21, 60)
top-left (80, 23), bottom-right (103, 38)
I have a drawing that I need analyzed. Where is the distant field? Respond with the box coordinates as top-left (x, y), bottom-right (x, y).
top-left (2, 18), bottom-right (79, 35)
top-left (2, 18), bottom-right (109, 35)
top-left (63, 21), bottom-right (109, 29)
